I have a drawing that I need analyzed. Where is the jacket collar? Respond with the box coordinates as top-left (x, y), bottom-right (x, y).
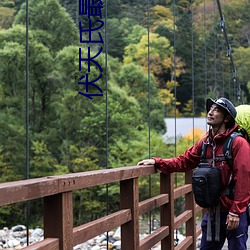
top-left (206, 124), bottom-right (239, 143)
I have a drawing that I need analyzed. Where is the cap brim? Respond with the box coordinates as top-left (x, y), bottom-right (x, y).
top-left (206, 98), bottom-right (215, 113)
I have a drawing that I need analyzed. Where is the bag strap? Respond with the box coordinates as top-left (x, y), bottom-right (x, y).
top-left (202, 131), bottom-right (242, 167)
top-left (222, 132), bottom-right (242, 199)
top-left (215, 204), bottom-right (220, 241)
top-left (200, 142), bottom-right (208, 163)
top-left (223, 131), bottom-right (242, 169)
top-left (206, 208), bottom-right (212, 241)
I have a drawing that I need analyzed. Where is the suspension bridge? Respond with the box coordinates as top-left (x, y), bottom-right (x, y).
top-left (1, 165), bottom-right (250, 249)
top-left (0, 165), bottom-right (205, 249)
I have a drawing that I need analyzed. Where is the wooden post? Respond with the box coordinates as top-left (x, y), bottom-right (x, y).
top-left (120, 178), bottom-right (139, 250)
top-left (185, 171), bottom-right (196, 250)
top-left (44, 192), bottom-right (73, 250)
top-left (160, 173), bottom-right (174, 250)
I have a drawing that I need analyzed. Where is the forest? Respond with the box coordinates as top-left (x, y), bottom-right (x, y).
top-left (0, 0), bottom-right (249, 228)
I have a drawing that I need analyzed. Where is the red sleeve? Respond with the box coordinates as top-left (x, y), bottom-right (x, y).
top-left (153, 139), bottom-right (203, 174)
top-left (229, 136), bottom-right (250, 215)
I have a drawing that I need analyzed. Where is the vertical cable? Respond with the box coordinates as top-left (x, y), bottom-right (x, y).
top-left (173, 0), bottom-right (177, 157)
top-left (172, 0), bottom-right (177, 194)
top-left (25, 0), bottom-right (30, 245)
top-left (173, 0), bottom-right (179, 245)
top-left (105, 0), bottom-right (109, 248)
top-left (228, 64), bottom-right (231, 100)
top-left (233, 71), bottom-right (236, 103)
top-left (203, 0), bottom-right (207, 98)
top-left (213, 0), bottom-right (217, 94)
top-left (220, 38), bottom-right (225, 96)
top-left (147, 0), bottom-right (151, 167)
top-left (147, 0), bottom-right (152, 234)
top-left (222, 62), bottom-right (225, 96)
top-left (191, 0), bottom-right (195, 145)
top-left (25, 0), bottom-right (29, 183)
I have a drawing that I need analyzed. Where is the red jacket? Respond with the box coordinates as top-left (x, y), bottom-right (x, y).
top-left (154, 124), bottom-right (250, 216)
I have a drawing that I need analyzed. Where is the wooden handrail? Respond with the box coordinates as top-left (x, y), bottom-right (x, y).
top-left (0, 165), bottom-right (203, 250)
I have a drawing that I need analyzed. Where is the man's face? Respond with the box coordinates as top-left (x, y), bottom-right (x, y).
top-left (207, 104), bottom-right (226, 127)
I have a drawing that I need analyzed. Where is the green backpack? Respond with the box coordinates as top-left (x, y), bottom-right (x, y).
top-left (235, 105), bottom-right (250, 142)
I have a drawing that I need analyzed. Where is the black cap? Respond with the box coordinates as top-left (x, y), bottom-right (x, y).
top-left (206, 97), bottom-right (237, 119)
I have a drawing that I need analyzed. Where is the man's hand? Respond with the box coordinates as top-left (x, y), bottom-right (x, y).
top-left (137, 159), bottom-right (155, 166)
top-left (226, 213), bottom-right (240, 230)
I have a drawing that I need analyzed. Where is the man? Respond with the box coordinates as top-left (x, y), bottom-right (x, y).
top-left (138, 97), bottom-right (250, 250)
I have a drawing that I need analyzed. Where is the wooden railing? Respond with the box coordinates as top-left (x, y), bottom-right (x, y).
top-left (0, 165), bottom-right (203, 250)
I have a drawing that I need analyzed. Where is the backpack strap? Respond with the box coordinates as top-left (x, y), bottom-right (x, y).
top-left (200, 142), bottom-right (208, 163)
top-left (223, 132), bottom-right (243, 200)
top-left (201, 132), bottom-right (242, 166)
top-left (223, 131), bottom-right (242, 169)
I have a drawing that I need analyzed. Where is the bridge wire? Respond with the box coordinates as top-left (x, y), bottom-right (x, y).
top-left (216, 12), bottom-right (224, 96)
top-left (203, 0), bottom-right (207, 98)
top-left (218, 29), bottom-right (225, 96)
top-left (213, 0), bottom-right (217, 95)
top-left (215, 0), bottom-right (242, 104)
top-left (191, 0), bottom-right (195, 144)
top-left (172, 0), bottom-right (177, 180)
top-left (228, 64), bottom-right (231, 99)
top-left (25, 0), bottom-right (30, 245)
top-left (105, 0), bottom-right (109, 248)
top-left (172, 0), bottom-right (179, 245)
top-left (147, 0), bottom-right (152, 234)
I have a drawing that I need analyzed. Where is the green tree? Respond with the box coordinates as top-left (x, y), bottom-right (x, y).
top-left (14, 0), bottom-right (78, 52)
top-left (105, 18), bottom-right (140, 60)
top-left (0, 39), bottom-right (27, 180)
top-left (115, 62), bottom-right (165, 132)
top-left (234, 46), bottom-right (250, 102)
top-left (30, 141), bottom-right (57, 177)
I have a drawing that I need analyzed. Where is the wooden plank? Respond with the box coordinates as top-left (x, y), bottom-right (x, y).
top-left (44, 192), bottom-right (73, 250)
top-left (196, 226), bottom-right (202, 237)
top-left (174, 184), bottom-right (192, 199)
top-left (120, 178), bottom-right (140, 250)
top-left (161, 173), bottom-right (174, 250)
top-left (139, 226), bottom-right (169, 250)
top-left (174, 210), bottom-right (192, 229)
top-left (0, 165), bottom-right (156, 206)
top-left (185, 171), bottom-right (196, 250)
top-left (175, 236), bottom-right (193, 250)
top-left (57, 165), bottom-right (156, 192)
top-left (22, 238), bottom-right (59, 250)
top-left (0, 177), bottom-right (59, 206)
top-left (195, 204), bottom-right (203, 213)
top-left (73, 209), bottom-right (131, 245)
top-left (139, 194), bottom-right (169, 215)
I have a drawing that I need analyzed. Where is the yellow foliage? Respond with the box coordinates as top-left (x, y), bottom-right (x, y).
top-left (0, 7), bottom-right (15, 29)
top-left (152, 5), bottom-right (173, 19)
top-left (174, 57), bottom-right (186, 77)
top-left (124, 32), bottom-right (173, 75)
top-left (166, 80), bottom-right (180, 91)
top-left (158, 88), bottom-right (175, 105)
top-left (184, 128), bottom-right (205, 142)
top-left (166, 107), bottom-right (181, 117)
top-left (149, 5), bottom-right (174, 32)
top-left (200, 112), bottom-right (207, 118)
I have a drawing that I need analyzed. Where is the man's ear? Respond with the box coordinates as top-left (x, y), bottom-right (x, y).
top-left (224, 114), bottom-right (232, 123)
